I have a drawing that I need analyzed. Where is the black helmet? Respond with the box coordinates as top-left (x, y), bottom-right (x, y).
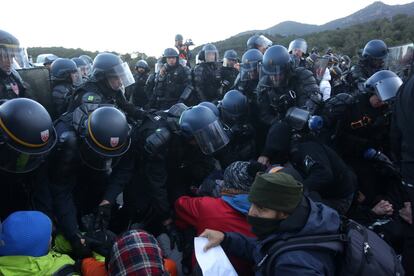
top-left (223, 49), bottom-right (238, 67)
top-left (179, 105), bottom-right (229, 155)
top-left (198, 101), bottom-right (219, 117)
top-left (0, 29), bottom-right (23, 74)
top-left (240, 49), bottom-right (263, 81)
top-left (79, 106), bottom-right (131, 170)
top-left (247, 34), bottom-right (272, 51)
top-left (43, 54), bottom-right (58, 66)
top-left (364, 70), bottom-right (402, 102)
top-left (91, 53), bottom-right (135, 90)
top-left (71, 57), bottom-right (89, 79)
top-left (218, 90), bottom-right (248, 125)
top-left (362, 40), bottom-right (388, 60)
top-left (0, 98), bottom-right (57, 173)
top-left (202, 43), bottom-right (219, 62)
top-left (223, 50), bottom-right (238, 60)
top-left (175, 34), bottom-right (183, 42)
top-left (51, 58), bottom-right (82, 86)
top-left (261, 45), bottom-right (292, 87)
top-left (288, 38), bottom-right (307, 54)
top-left (79, 54), bottom-right (93, 65)
top-left (71, 57), bottom-right (87, 68)
top-left (163, 48), bottom-right (179, 59)
top-left (135, 59), bottom-right (149, 71)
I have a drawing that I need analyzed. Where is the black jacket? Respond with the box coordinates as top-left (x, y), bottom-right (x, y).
top-left (256, 67), bottom-right (321, 126)
top-left (192, 62), bottom-right (223, 102)
top-left (0, 69), bottom-right (26, 99)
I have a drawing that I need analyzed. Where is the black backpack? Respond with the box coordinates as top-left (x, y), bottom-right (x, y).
top-left (259, 218), bottom-right (404, 276)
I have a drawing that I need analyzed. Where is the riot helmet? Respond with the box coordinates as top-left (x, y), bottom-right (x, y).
top-left (43, 54), bottom-right (58, 66)
top-left (202, 44), bottom-right (219, 63)
top-left (218, 90), bottom-right (248, 126)
top-left (51, 58), bottom-right (82, 86)
top-left (246, 35), bottom-right (272, 53)
top-left (362, 39), bottom-right (388, 69)
top-left (0, 98), bottom-right (57, 173)
top-left (91, 53), bottom-right (135, 91)
top-left (162, 48), bottom-right (179, 67)
top-left (78, 106), bottom-right (131, 171)
top-left (79, 55), bottom-right (93, 76)
top-left (364, 70), bottom-right (402, 102)
top-left (240, 49), bottom-right (263, 81)
top-left (288, 38), bottom-right (307, 57)
top-left (198, 101), bottom-right (219, 117)
top-left (223, 49), bottom-right (238, 68)
top-left (0, 29), bottom-right (25, 75)
top-left (135, 59), bottom-right (149, 72)
top-left (179, 105), bottom-right (229, 155)
top-left (71, 57), bottom-right (89, 78)
top-left (261, 45), bottom-right (292, 87)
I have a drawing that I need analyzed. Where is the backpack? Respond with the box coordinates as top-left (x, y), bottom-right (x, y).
top-left (260, 218), bottom-right (404, 276)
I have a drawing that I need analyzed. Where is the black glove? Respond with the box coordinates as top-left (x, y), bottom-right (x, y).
top-left (84, 229), bottom-right (117, 258)
top-left (94, 204), bottom-right (112, 230)
top-left (164, 223), bottom-right (183, 251)
top-left (70, 237), bottom-right (93, 259)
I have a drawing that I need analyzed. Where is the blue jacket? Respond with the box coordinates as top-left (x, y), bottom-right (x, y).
top-left (222, 198), bottom-right (340, 276)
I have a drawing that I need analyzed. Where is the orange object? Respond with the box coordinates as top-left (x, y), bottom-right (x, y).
top-left (164, 258), bottom-right (177, 276)
top-left (82, 258), bottom-right (107, 276)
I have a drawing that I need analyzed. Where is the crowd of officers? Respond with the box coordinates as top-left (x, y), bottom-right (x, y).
top-left (0, 28), bottom-right (414, 275)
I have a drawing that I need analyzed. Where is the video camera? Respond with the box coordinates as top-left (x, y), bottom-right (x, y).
top-left (184, 39), bottom-right (194, 47)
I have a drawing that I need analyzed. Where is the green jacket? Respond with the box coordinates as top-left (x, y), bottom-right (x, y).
top-left (0, 251), bottom-right (77, 276)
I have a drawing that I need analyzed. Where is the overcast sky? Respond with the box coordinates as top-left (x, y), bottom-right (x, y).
top-left (1, 0), bottom-right (412, 57)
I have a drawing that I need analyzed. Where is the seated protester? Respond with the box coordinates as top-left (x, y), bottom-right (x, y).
top-left (0, 98), bottom-right (57, 221)
top-left (175, 161), bottom-right (265, 275)
top-left (259, 120), bottom-right (356, 215)
top-left (201, 172), bottom-right (340, 276)
top-left (49, 106), bottom-right (132, 259)
top-left (0, 211), bottom-right (75, 275)
top-left (107, 230), bottom-right (174, 276)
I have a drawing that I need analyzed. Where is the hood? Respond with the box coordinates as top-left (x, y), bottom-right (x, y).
top-left (222, 194), bottom-right (251, 215)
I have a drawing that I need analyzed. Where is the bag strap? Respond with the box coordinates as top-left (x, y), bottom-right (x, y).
top-left (256, 234), bottom-right (346, 275)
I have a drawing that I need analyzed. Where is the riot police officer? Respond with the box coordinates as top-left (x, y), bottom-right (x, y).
top-left (0, 30), bottom-right (26, 99)
top-left (288, 38), bottom-right (307, 68)
top-left (256, 45), bottom-right (321, 126)
top-left (0, 98), bottom-right (57, 220)
top-left (50, 58), bottom-right (83, 119)
top-left (125, 59), bottom-right (150, 108)
top-left (121, 104), bottom-right (218, 238)
top-left (215, 90), bottom-right (256, 168)
top-left (149, 48), bottom-right (193, 110)
top-left (221, 50), bottom-right (239, 93)
top-left (246, 34), bottom-right (273, 54)
top-left (67, 52), bottom-right (143, 121)
top-left (49, 106), bottom-right (131, 258)
top-left (348, 39), bottom-right (389, 93)
top-left (192, 43), bottom-right (223, 102)
top-left (72, 57), bottom-right (90, 81)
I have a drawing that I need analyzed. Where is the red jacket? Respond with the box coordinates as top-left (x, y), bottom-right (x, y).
top-left (175, 196), bottom-right (255, 276)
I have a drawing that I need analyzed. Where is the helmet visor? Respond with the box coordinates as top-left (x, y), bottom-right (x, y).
top-left (260, 64), bottom-right (287, 87)
top-left (71, 69), bottom-right (83, 87)
top-left (0, 142), bottom-right (48, 173)
top-left (257, 35), bottom-right (273, 49)
top-left (79, 140), bottom-right (121, 171)
top-left (193, 120), bottom-right (230, 155)
top-left (223, 58), bottom-right (236, 68)
top-left (0, 47), bottom-right (24, 74)
top-left (374, 77), bottom-right (403, 102)
top-left (285, 107), bottom-right (310, 130)
top-left (205, 50), bottom-right (218, 62)
top-left (106, 62), bottom-right (135, 90)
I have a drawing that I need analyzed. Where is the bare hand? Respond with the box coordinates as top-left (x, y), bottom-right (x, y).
top-left (258, 156), bottom-right (269, 166)
top-left (199, 229), bottom-right (225, 252)
top-left (371, 200), bottom-right (394, 216)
